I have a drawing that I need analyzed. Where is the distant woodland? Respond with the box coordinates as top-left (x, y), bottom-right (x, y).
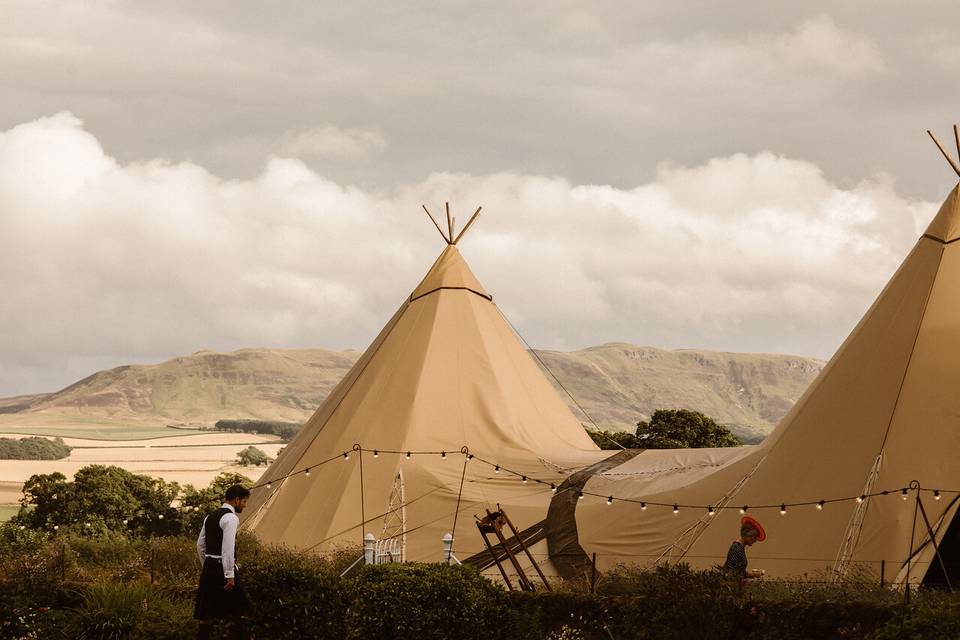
top-left (0, 436), bottom-right (71, 460)
top-left (214, 419), bottom-right (301, 441)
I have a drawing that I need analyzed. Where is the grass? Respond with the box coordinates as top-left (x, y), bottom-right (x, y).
top-left (0, 506), bottom-right (20, 522)
top-left (0, 425), bottom-right (204, 441)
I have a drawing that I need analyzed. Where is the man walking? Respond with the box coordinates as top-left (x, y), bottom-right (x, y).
top-left (195, 484), bottom-right (253, 639)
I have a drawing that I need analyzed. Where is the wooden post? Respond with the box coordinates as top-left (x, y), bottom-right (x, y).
top-left (453, 207), bottom-right (483, 245)
top-left (590, 552), bottom-right (598, 594)
top-left (927, 130), bottom-right (960, 178)
top-left (880, 559), bottom-right (885, 587)
top-left (422, 205), bottom-right (450, 243)
top-left (445, 202), bottom-right (453, 243)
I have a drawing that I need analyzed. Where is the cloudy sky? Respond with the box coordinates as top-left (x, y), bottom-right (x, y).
top-left (2, 1), bottom-right (959, 397)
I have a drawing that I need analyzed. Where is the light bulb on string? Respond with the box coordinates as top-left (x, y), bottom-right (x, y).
top-left (707, 506), bottom-right (715, 516)
top-left (816, 501), bottom-right (825, 511)
top-left (522, 476), bottom-right (528, 484)
top-left (441, 451), bottom-right (447, 460)
top-left (901, 489), bottom-right (909, 500)
top-left (607, 496), bottom-right (613, 505)
top-left (672, 504), bottom-right (679, 515)
top-left (740, 506), bottom-right (747, 515)
top-left (373, 450), bottom-right (379, 458)
top-left (494, 465), bottom-right (500, 473)
top-left (266, 482), bottom-right (272, 489)
top-left (343, 452), bottom-right (350, 460)
top-left (935, 490), bottom-right (942, 500)
top-left (550, 484), bottom-right (557, 493)
top-left (640, 502), bottom-right (647, 511)
top-left (779, 504), bottom-right (787, 516)
top-left (405, 452), bottom-right (411, 460)
top-left (856, 495), bottom-right (865, 504)
top-left (304, 467), bottom-right (311, 477)
top-left (578, 491), bottom-right (584, 500)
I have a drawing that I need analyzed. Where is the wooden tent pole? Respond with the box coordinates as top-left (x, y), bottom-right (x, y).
top-left (422, 205), bottom-right (450, 243)
top-left (954, 125), bottom-right (960, 167)
top-left (445, 202), bottom-right (454, 244)
top-left (453, 207), bottom-right (483, 245)
top-left (926, 130), bottom-right (960, 178)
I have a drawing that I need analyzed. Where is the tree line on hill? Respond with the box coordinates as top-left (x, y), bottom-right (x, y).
top-left (0, 436), bottom-right (71, 460)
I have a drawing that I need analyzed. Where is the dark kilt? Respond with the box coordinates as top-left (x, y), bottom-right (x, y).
top-left (194, 557), bottom-right (253, 620)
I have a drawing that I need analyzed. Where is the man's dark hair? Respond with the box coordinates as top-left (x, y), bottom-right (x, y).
top-left (225, 485), bottom-right (251, 501)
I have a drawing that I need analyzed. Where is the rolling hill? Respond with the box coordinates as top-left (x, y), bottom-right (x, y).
top-left (0, 344), bottom-right (823, 441)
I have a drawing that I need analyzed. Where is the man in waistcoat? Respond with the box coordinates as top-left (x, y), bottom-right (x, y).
top-left (194, 484), bottom-right (253, 640)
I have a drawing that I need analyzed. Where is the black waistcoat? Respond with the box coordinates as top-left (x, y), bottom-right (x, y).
top-left (203, 507), bottom-right (233, 556)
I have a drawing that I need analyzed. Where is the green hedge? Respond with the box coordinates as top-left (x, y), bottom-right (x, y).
top-left (2, 529), bottom-right (960, 640)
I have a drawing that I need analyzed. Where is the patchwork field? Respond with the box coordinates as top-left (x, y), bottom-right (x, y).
top-left (0, 431), bottom-right (281, 512)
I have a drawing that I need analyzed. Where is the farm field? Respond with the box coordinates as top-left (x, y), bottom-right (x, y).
top-left (0, 431), bottom-right (282, 511)
top-left (0, 423), bottom-right (203, 441)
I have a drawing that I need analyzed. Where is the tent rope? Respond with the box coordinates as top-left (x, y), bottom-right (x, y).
top-left (494, 305), bottom-right (626, 450)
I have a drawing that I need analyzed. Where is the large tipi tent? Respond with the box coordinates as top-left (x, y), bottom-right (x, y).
top-left (241, 206), bottom-right (607, 563)
top-left (244, 147), bottom-right (960, 585)
top-left (574, 178), bottom-right (960, 585)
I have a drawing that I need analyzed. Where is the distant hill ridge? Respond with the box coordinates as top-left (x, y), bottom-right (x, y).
top-left (0, 344), bottom-right (823, 440)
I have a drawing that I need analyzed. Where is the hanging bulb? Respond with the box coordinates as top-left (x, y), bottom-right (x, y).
top-left (494, 465), bottom-right (500, 473)
top-left (740, 506), bottom-right (748, 515)
top-left (672, 504), bottom-right (679, 514)
top-left (405, 451), bottom-right (411, 460)
top-left (266, 482), bottom-right (272, 489)
top-left (373, 450), bottom-right (379, 458)
top-left (779, 504), bottom-right (787, 515)
top-left (640, 502), bottom-right (647, 511)
top-left (856, 495), bottom-right (865, 504)
top-left (343, 452), bottom-right (350, 460)
top-left (522, 476), bottom-right (528, 484)
top-left (578, 491), bottom-right (584, 500)
top-left (935, 490), bottom-right (942, 500)
top-left (158, 514), bottom-right (164, 520)
top-left (707, 506), bottom-right (715, 516)
top-left (550, 484), bottom-right (557, 493)
top-left (441, 451), bottom-right (447, 460)
top-left (817, 501), bottom-right (825, 511)
top-left (304, 468), bottom-right (311, 477)
top-left (607, 496), bottom-right (614, 505)
top-left (467, 454), bottom-right (474, 460)
top-left (901, 488), bottom-right (909, 500)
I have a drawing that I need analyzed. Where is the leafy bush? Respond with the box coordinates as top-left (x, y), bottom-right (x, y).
top-left (242, 538), bottom-right (349, 640)
top-left (69, 581), bottom-right (194, 640)
top-left (237, 445), bottom-right (270, 466)
top-left (588, 409), bottom-right (741, 450)
top-left (344, 563), bottom-right (511, 640)
top-left (214, 419), bottom-right (301, 441)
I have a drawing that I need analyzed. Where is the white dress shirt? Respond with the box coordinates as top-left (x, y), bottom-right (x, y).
top-left (196, 502), bottom-right (240, 579)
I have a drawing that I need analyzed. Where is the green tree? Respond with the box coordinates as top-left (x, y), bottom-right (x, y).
top-left (180, 472), bottom-right (253, 533)
top-left (13, 465), bottom-right (181, 536)
top-left (237, 446), bottom-right (270, 466)
top-left (635, 409), bottom-right (741, 449)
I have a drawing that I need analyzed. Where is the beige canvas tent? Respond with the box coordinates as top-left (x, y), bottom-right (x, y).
top-left (244, 157), bottom-right (960, 586)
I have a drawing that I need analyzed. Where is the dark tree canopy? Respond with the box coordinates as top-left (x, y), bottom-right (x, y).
top-left (588, 409), bottom-right (741, 450)
top-left (0, 436), bottom-right (71, 459)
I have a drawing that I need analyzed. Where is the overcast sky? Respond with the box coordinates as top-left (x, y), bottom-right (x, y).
top-left (2, 1), bottom-right (959, 397)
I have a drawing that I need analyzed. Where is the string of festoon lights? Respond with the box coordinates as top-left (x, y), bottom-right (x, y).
top-left (245, 445), bottom-right (953, 515)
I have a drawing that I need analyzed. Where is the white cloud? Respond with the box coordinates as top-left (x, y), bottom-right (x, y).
top-left (771, 15), bottom-right (886, 76)
top-left (279, 126), bottom-right (387, 160)
top-left (0, 114), bottom-right (940, 396)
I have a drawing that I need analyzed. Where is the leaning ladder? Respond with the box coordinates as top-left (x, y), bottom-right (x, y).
top-left (476, 507), bottom-right (551, 592)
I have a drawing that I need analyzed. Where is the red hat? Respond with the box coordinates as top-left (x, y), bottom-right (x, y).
top-left (741, 515), bottom-right (766, 542)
